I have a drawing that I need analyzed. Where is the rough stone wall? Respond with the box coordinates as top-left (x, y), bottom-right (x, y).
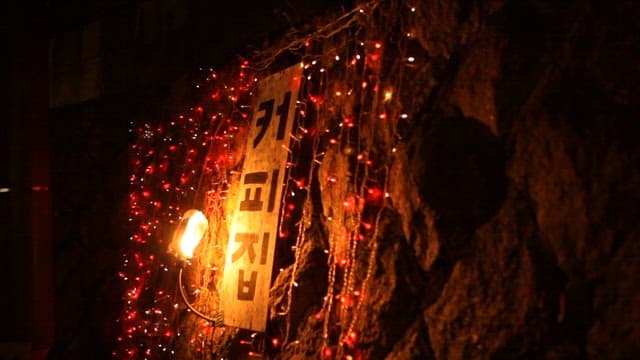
top-left (269, 1), bottom-right (639, 359)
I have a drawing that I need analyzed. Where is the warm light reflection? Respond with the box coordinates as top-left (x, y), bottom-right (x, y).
top-left (383, 89), bottom-right (393, 101)
top-left (174, 209), bottom-right (208, 259)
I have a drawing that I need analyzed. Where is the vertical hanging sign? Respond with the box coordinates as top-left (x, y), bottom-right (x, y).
top-left (221, 63), bottom-right (302, 331)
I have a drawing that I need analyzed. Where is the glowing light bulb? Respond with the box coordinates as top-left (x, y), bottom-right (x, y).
top-left (172, 209), bottom-right (208, 259)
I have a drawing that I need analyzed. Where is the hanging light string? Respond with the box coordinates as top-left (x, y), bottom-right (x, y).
top-left (116, 62), bottom-right (258, 359)
top-left (261, 1), bottom-right (420, 358)
top-left (253, 0), bottom-right (380, 72)
top-left (117, 0), bottom-right (422, 357)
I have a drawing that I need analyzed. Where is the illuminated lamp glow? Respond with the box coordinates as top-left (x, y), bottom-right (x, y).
top-left (172, 209), bottom-right (208, 259)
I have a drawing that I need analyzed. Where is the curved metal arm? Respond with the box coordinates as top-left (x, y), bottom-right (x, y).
top-left (178, 267), bottom-right (224, 326)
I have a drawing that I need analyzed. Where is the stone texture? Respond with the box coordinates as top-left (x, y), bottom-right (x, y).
top-left (269, 0), bottom-right (640, 358)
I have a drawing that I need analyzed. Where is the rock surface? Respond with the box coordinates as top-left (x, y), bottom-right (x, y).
top-left (266, 1), bottom-right (640, 358)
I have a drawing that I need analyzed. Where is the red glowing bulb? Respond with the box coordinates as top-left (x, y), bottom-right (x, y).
top-left (309, 95), bottom-right (323, 104)
top-left (344, 330), bottom-right (358, 347)
top-left (322, 347), bottom-right (333, 358)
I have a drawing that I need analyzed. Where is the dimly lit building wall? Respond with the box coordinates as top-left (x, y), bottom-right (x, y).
top-left (1, 1), bottom-right (53, 359)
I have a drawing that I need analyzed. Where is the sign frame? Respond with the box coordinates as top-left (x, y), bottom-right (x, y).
top-left (221, 63), bottom-right (302, 331)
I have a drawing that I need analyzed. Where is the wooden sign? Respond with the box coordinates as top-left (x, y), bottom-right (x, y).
top-left (221, 63), bottom-right (302, 331)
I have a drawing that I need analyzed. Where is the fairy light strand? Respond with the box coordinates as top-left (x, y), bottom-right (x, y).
top-left (115, 61), bottom-right (257, 359)
top-left (116, 0), bottom-right (424, 358)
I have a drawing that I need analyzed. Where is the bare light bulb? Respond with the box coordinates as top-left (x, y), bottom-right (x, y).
top-left (172, 209), bottom-right (208, 259)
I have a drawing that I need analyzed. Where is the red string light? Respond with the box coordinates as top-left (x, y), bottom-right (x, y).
top-left (115, 1), bottom-right (418, 357)
top-left (114, 60), bottom-right (256, 359)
